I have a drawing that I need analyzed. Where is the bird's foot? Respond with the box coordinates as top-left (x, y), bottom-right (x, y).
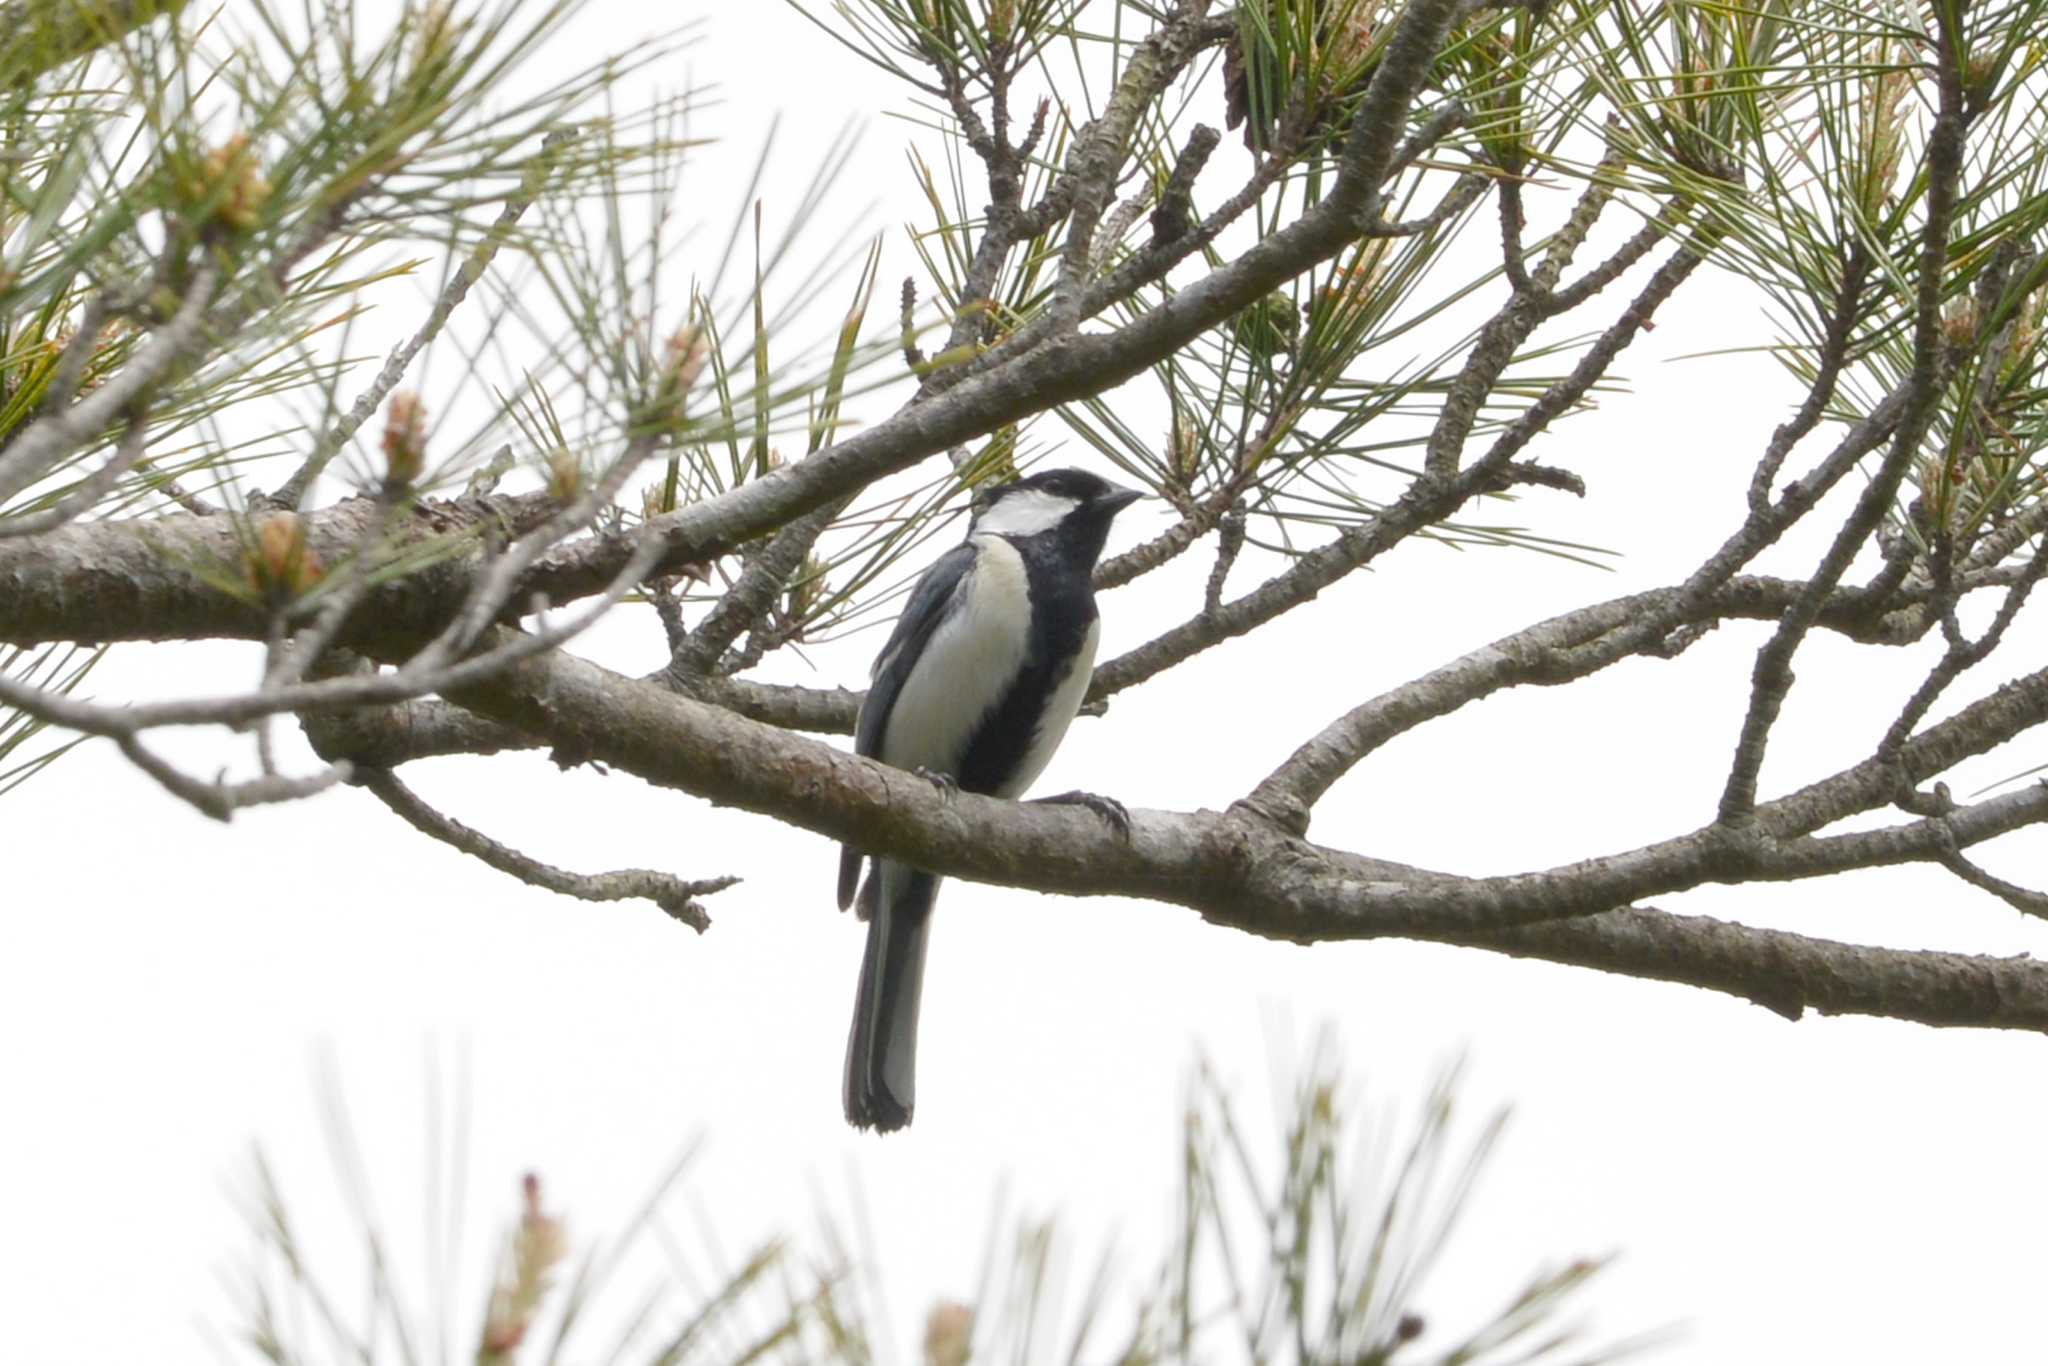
top-left (913, 766), bottom-right (960, 801)
top-left (1032, 789), bottom-right (1131, 840)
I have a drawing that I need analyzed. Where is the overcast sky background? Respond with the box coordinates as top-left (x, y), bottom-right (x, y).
top-left (7, 3), bottom-right (2047, 1362)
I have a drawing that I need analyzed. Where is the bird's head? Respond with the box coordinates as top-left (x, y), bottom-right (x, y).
top-left (970, 468), bottom-right (1144, 551)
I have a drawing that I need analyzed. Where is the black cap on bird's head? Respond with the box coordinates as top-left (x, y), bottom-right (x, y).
top-left (970, 467), bottom-right (1144, 548)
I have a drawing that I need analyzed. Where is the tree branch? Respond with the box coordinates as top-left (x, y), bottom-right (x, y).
top-left (1461, 904), bottom-right (2048, 1030)
top-left (271, 129), bottom-right (572, 508)
top-left (357, 768), bottom-right (732, 931)
top-left (1097, 218), bottom-right (1707, 713)
top-left (1717, 41), bottom-right (1970, 823)
top-left (405, 623), bottom-right (2048, 1035)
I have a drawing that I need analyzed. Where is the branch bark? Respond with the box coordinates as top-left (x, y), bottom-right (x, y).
top-left (396, 624), bottom-right (2048, 1035)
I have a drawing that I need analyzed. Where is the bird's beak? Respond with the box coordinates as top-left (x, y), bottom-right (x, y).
top-left (1100, 486), bottom-right (1144, 516)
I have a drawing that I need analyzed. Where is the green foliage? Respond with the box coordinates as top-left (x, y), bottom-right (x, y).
top-left (0, 0), bottom-right (930, 792)
top-left (812, 0), bottom-right (2048, 577)
top-left (0, 643), bottom-right (100, 794)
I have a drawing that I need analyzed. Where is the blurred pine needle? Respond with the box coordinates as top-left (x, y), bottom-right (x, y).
top-left (225, 1041), bottom-right (1667, 1365)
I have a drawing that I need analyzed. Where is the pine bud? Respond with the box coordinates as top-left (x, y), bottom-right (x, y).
top-left (1941, 296), bottom-right (1979, 349)
top-left (544, 448), bottom-right (582, 502)
top-left (1168, 412), bottom-right (1202, 486)
top-left (922, 1301), bottom-right (973, 1366)
top-left (245, 513), bottom-right (322, 599)
top-left (782, 554), bottom-right (828, 637)
top-left (479, 1173), bottom-right (567, 1363)
top-left (1858, 68), bottom-right (1911, 216)
top-left (381, 391), bottom-right (428, 488)
top-left (184, 133), bottom-right (271, 233)
top-left (1963, 50), bottom-right (2000, 101)
top-left (1321, 1), bottom-right (1376, 74)
top-left (650, 323), bottom-right (710, 434)
top-left (640, 480), bottom-right (671, 520)
top-left (665, 323), bottom-right (709, 396)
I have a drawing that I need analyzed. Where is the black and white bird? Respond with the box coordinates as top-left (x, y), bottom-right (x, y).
top-left (838, 467), bottom-right (1143, 1132)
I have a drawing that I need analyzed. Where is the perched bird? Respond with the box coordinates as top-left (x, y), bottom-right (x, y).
top-left (839, 467), bottom-right (1143, 1132)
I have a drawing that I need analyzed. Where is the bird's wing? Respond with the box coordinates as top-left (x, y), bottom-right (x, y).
top-left (838, 541), bottom-right (978, 910)
top-left (855, 540), bottom-right (979, 761)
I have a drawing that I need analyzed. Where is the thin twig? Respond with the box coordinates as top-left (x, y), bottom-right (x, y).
top-left (670, 499), bottom-right (841, 675)
top-left (1874, 532), bottom-right (2048, 762)
top-left (1544, 197), bottom-right (1691, 316)
top-left (0, 407), bottom-right (152, 539)
top-left (358, 768), bottom-right (733, 931)
top-left (1718, 37), bottom-right (1970, 824)
top-left (1204, 504), bottom-right (1245, 615)
top-left (1497, 175), bottom-right (1532, 292)
top-left (1747, 244), bottom-right (1873, 511)
top-left (1362, 173), bottom-right (1489, 238)
top-left (271, 130), bottom-right (572, 508)
top-left (1150, 124), bottom-right (1221, 245)
top-left (116, 731), bottom-right (349, 822)
top-left (1937, 846), bottom-right (2048, 922)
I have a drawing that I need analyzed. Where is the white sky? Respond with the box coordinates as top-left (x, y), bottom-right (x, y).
top-left (7, 2), bottom-right (2047, 1362)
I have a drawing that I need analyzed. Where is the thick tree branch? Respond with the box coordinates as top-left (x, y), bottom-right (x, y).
top-left (0, 535), bottom-right (666, 731)
top-left (0, 488), bottom-right (564, 646)
top-left (1463, 905), bottom-right (2048, 1030)
top-left (410, 625), bottom-right (2048, 1034)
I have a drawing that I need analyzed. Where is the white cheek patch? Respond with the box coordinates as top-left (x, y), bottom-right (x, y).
top-left (974, 488), bottom-right (1080, 537)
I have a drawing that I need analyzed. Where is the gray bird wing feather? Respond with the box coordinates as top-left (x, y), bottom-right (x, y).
top-left (837, 541), bottom-right (980, 911)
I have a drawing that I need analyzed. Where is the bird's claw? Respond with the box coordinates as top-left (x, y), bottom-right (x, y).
top-left (913, 766), bottom-right (960, 801)
top-left (1033, 789), bottom-right (1132, 840)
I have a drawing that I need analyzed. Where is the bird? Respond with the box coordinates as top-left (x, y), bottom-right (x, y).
top-left (838, 466), bottom-right (1143, 1132)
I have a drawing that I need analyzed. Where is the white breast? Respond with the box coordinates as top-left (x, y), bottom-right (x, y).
top-left (878, 536), bottom-right (1032, 777)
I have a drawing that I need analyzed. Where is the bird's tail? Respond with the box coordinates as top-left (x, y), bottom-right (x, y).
top-left (843, 860), bottom-right (939, 1132)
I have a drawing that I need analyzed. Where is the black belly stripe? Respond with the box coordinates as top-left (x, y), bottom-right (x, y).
top-left (955, 535), bottom-right (1096, 797)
